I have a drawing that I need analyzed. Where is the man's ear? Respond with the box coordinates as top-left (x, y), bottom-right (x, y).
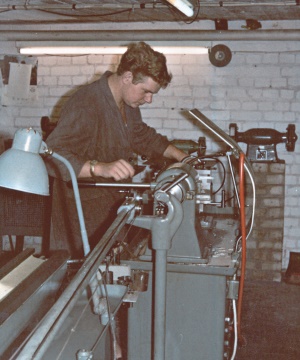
top-left (122, 71), bottom-right (133, 84)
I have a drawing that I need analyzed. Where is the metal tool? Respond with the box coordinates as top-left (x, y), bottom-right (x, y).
top-left (229, 122), bottom-right (298, 162)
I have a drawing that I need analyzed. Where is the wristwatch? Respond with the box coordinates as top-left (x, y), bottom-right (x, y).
top-left (89, 160), bottom-right (98, 177)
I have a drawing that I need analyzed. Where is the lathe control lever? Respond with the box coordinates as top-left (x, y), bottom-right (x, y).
top-left (229, 123), bottom-right (298, 162)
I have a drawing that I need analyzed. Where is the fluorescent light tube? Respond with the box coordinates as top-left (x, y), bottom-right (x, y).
top-left (19, 46), bottom-right (208, 55)
top-left (166, 0), bottom-right (194, 17)
top-left (155, 47), bottom-right (208, 54)
top-left (20, 47), bottom-right (127, 55)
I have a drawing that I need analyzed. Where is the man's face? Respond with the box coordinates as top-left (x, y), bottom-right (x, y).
top-left (122, 73), bottom-right (161, 108)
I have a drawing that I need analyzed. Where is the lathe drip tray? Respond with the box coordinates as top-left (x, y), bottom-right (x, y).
top-left (0, 249), bottom-right (69, 359)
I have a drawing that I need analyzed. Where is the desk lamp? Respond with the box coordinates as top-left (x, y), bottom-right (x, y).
top-left (0, 128), bottom-right (90, 255)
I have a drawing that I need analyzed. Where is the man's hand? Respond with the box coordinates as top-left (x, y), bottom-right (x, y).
top-left (79, 159), bottom-right (135, 180)
top-left (96, 159), bottom-right (135, 180)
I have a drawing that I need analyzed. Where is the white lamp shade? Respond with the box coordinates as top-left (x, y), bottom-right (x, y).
top-left (0, 128), bottom-right (49, 196)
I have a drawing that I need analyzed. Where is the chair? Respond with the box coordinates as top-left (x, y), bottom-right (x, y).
top-left (0, 129), bottom-right (53, 258)
top-left (0, 187), bottom-right (51, 256)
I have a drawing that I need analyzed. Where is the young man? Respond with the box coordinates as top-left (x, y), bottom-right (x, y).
top-left (46, 41), bottom-right (187, 258)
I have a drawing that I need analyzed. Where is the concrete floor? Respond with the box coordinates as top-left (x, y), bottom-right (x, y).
top-left (235, 280), bottom-right (300, 360)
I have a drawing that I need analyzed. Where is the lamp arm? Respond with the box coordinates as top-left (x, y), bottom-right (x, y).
top-left (42, 145), bottom-right (90, 256)
top-left (52, 152), bottom-right (90, 255)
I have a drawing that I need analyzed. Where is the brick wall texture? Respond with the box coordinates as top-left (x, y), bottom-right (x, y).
top-left (0, 38), bottom-right (300, 275)
top-left (246, 162), bottom-right (286, 282)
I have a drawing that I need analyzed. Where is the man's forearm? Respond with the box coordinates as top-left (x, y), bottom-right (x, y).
top-left (78, 159), bottom-right (135, 180)
top-left (163, 144), bottom-right (187, 162)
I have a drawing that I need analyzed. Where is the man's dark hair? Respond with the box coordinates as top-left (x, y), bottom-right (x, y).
top-left (117, 42), bottom-right (172, 88)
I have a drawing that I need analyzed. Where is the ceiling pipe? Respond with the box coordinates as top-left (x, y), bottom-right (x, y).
top-left (3, 29), bottom-right (300, 42)
top-left (0, 1), bottom-right (296, 12)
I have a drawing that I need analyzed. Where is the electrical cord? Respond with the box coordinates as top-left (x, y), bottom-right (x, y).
top-left (38, 8), bottom-right (132, 18)
top-left (234, 162), bottom-right (256, 252)
top-left (229, 156), bottom-right (256, 359)
top-left (118, 217), bottom-right (140, 259)
top-left (96, 268), bottom-right (118, 360)
top-left (230, 298), bottom-right (238, 360)
top-left (184, 0), bottom-right (200, 24)
top-left (210, 157), bottom-right (226, 195)
top-left (237, 153), bottom-right (248, 345)
top-left (182, 154), bottom-right (227, 195)
top-left (55, 275), bottom-right (100, 360)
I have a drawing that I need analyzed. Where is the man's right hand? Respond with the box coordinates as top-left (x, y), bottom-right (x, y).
top-left (94, 159), bottom-right (135, 180)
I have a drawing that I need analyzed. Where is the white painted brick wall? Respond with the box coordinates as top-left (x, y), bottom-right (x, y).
top-left (1, 38), bottom-right (300, 271)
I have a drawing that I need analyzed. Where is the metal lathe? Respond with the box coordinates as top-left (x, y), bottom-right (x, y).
top-left (0, 109), bottom-right (256, 360)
